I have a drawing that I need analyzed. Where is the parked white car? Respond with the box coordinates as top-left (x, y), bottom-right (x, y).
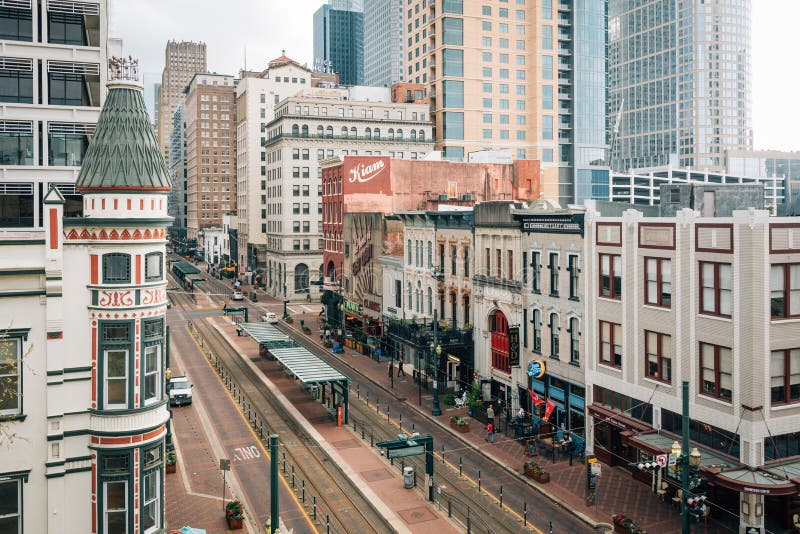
top-left (231, 290), bottom-right (244, 301)
top-left (262, 312), bottom-right (278, 324)
top-left (167, 376), bottom-right (193, 406)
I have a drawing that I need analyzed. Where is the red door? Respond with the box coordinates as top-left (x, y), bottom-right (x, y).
top-left (490, 311), bottom-right (510, 373)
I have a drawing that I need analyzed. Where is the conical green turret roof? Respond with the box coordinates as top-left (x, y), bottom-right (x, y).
top-left (76, 80), bottom-right (171, 192)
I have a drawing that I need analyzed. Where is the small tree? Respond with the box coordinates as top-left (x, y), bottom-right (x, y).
top-left (0, 326), bottom-right (34, 447)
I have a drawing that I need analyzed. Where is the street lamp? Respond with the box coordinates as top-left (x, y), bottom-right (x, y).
top-left (283, 282), bottom-right (288, 319)
top-left (431, 308), bottom-right (442, 417)
top-left (673, 381), bottom-right (703, 533)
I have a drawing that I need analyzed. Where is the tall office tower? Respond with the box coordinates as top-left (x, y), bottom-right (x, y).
top-left (313, 0), bottom-right (365, 86)
top-left (153, 82), bottom-right (161, 126)
top-left (168, 102), bottom-right (187, 229)
top-left (0, 0), bottom-right (113, 229)
top-left (406, 0), bottom-right (608, 205)
top-left (608, 0), bottom-right (753, 172)
top-left (364, 0), bottom-right (404, 86)
top-left (156, 41), bottom-right (206, 161)
top-left (184, 73), bottom-right (236, 240)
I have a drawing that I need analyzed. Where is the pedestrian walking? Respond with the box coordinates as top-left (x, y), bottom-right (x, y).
top-left (388, 360), bottom-right (394, 379)
top-left (319, 328), bottom-right (324, 341)
top-left (397, 358), bottom-right (405, 376)
top-left (485, 422), bottom-right (494, 443)
top-left (486, 404), bottom-right (495, 427)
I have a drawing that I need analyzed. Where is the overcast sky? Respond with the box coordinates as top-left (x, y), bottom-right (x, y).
top-left (111, 0), bottom-right (799, 152)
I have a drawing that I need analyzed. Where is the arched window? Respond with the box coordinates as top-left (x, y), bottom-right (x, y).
top-left (103, 253), bottom-right (131, 284)
top-left (301, 124), bottom-right (309, 137)
top-left (427, 287), bottom-right (433, 315)
top-left (291, 124), bottom-right (299, 136)
top-left (532, 309), bottom-right (542, 352)
top-left (427, 241), bottom-right (432, 268)
top-left (407, 239), bottom-right (412, 264)
top-left (325, 126), bottom-right (333, 138)
top-left (463, 294), bottom-right (470, 326)
top-left (550, 313), bottom-right (560, 358)
top-left (365, 127), bottom-right (372, 139)
top-left (410, 129), bottom-right (417, 140)
top-left (326, 260), bottom-right (336, 281)
top-left (350, 126), bottom-right (357, 137)
top-left (387, 128), bottom-right (395, 140)
top-left (416, 281), bottom-right (422, 313)
top-left (396, 128), bottom-right (403, 140)
top-left (316, 125), bottom-right (324, 137)
top-left (569, 317), bottom-right (580, 364)
top-left (373, 128), bottom-right (380, 140)
top-left (407, 282), bottom-right (412, 309)
top-left (341, 126), bottom-right (348, 137)
top-left (449, 292), bottom-right (457, 325)
top-left (418, 130), bottom-right (425, 141)
top-left (490, 310), bottom-right (510, 373)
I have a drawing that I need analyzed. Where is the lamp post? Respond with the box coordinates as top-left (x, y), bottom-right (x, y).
top-left (283, 282), bottom-right (288, 319)
top-left (672, 381), bottom-right (703, 534)
top-left (431, 309), bottom-right (442, 416)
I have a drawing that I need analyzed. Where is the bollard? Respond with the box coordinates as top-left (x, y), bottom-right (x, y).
top-left (399, 413), bottom-right (403, 431)
top-left (448, 500), bottom-right (452, 517)
top-left (377, 399), bottom-right (380, 414)
top-left (366, 392), bottom-right (369, 406)
top-left (459, 457), bottom-right (462, 477)
top-left (291, 465), bottom-right (295, 488)
top-left (301, 480), bottom-right (305, 502)
top-left (500, 485), bottom-right (503, 509)
top-left (313, 496), bottom-right (317, 520)
top-left (523, 502), bottom-right (527, 526)
top-left (357, 384), bottom-right (360, 399)
top-left (412, 423), bottom-right (415, 433)
top-left (361, 425), bottom-right (365, 439)
top-left (478, 470), bottom-right (481, 493)
top-left (467, 508), bottom-right (471, 533)
top-left (550, 520), bottom-right (553, 534)
top-left (353, 419), bottom-right (357, 433)
top-left (387, 404), bottom-right (390, 422)
top-left (441, 444), bottom-right (445, 464)
top-left (326, 514), bottom-right (330, 534)
top-left (370, 432), bottom-right (373, 447)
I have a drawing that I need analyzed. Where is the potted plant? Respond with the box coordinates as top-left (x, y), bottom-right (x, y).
top-left (443, 393), bottom-right (455, 406)
top-left (226, 500), bottom-right (244, 530)
top-left (165, 451), bottom-right (176, 474)
top-left (449, 415), bottom-right (470, 433)
top-left (463, 322), bottom-right (473, 331)
top-left (523, 461), bottom-right (538, 478)
top-left (530, 462), bottom-right (550, 483)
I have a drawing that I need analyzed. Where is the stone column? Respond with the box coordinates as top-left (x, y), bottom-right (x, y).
top-left (739, 492), bottom-right (765, 533)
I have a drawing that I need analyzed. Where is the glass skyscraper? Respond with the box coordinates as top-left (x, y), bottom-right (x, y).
top-left (608, 0), bottom-right (752, 172)
top-left (313, 0), bottom-right (365, 86)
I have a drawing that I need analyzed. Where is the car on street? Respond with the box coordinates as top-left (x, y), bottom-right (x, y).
top-left (167, 376), bottom-right (193, 406)
top-left (231, 290), bottom-right (244, 301)
top-left (262, 312), bottom-right (278, 324)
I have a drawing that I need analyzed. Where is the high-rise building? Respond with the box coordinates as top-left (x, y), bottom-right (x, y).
top-left (608, 0), bottom-right (753, 172)
top-left (183, 73), bottom-right (236, 240)
top-left (168, 102), bottom-right (187, 229)
top-left (405, 0), bottom-right (608, 206)
top-left (313, 0), bottom-right (364, 86)
top-left (0, 0), bottom-right (114, 230)
top-left (364, 0), bottom-right (404, 87)
top-left (156, 41), bottom-right (206, 161)
top-left (153, 82), bottom-right (161, 126)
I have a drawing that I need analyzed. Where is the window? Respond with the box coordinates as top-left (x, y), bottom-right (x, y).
top-left (569, 318), bottom-right (579, 364)
top-left (142, 448), bottom-right (162, 533)
top-left (542, 55), bottom-right (553, 80)
top-left (0, 336), bottom-right (22, 415)
top-left (599, 321), bottom-right (622, 368)
top-left (451, 245), bottom-right (457, 275)
top-left (142, 319), bottom-right (163, 405)
top-left (542, 115), bottom-right (553, 140)
top-left (443, 80), bottom-right (464, 108)
top-left (542, 85), bottom-right (553, 110)
top-left (599, 254), bottom-right (621, 299)
top-left (102, 323), bottom-right (132, 409)
top-left (507, 250), bottom-right (513, 280)
top-left (645, 258), bottom-right (671, 307)
top-left (464, 247), bottom-right (469, 277)
top-left (548, 253), bottom-right (558, 296)
top-left (442, 17), bottom-right (463, 45)
top-left (531, 251), bottom-right (540, 292)
top-left (541, 25), bottom-right (553, 49)
top-left (770, 264), bottom-right (800, 318)
top-left (443, 112), bottom-right (464, 140)
top-left (395, 280), bottom-right (402, 308)
top-left (103, 253), bottom-right (131, 284)
top-left (48, 125), bottom-right (91, 166)
top-left (699, 343), bottom-right (732, 401)
top-left (485, 247), bottom-right (490, 275)
top-left (49, 11), bottom-right (89, 45)
top-left (532, 309), bottom-right (542, 352)
top-left (407, 240), bottom-right (412, 265)
top-left (645, 331), bottom-right (671, 382)
top-left (700, 262), bottom-right (731, 316)
top-left (104, 479), bottom-right (127, 533)
top-left (407, 283), bottom-right (412, 309)
top-left (549, 313), bottom-right (559, 358)
top-left (0, 61), bottom-right (33, 103)
top-left (0, 6), bottom-right (33, 41)
top-left (0, 479), bottom-right (21, 532)
top-left (771, 349), bottom-right (800, 404)
top-left (0, 121), bottom-right (34, 166)
top-left (144, 252), bottom-right (163, 282)
top-left (568, 255), bottom-right (579, 299)
top-left (496, 249), bottom-right (502, 278)
top-left (442, 49), bottom-right (463, 77)
top-left (49, 71), bottom-right (96, 106)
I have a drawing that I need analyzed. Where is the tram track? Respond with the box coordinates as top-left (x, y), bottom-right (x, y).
top-left (166, 273), bottom-right (394, 534)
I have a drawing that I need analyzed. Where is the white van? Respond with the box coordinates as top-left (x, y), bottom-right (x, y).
top-left (262, 312), bottom-right (278, 324)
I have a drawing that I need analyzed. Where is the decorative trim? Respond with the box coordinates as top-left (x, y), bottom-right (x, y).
top-left (0, 290), bottom-right (46, 297)
top-left (596, 222), bottom-right (622, 247)
top-left (64, 466), bottom-right (92, 474)
top-left (0, 240), bottom-right (45, 245)
top-left (63, 217), bottom-right (172, 226)
top-left (0, 469), bottom-right (31, 483)
top-left (0, 414), bottom-right (27, 422)
top-left (695, 223), bottom-right (734, 254)
top-left (87, 399), bottom-right (168, 417)
top-left (47, 331), bottom-right (63, 339)
top-left (65, 366), bottom-right (93, 374)
top-left (769, 223), bottom-right (800, 254)
top-left (0, 269), bottom-right (45, 276)
top-left (1, 328), bottom-right (30, 340)
top-left (47, 434), bottom-right (64, 441)
top-left (637, 223), bottom-right (676, 250)
top-left (65, 376), bottom-right (92, 383)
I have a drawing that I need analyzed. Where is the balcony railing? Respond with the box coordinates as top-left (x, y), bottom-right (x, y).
top-left (264, 132), bottom-right (431, 147)
top-left (472, 274), bottom-right (523, 293)
top-left (384, 317), bottom-right (473, 348)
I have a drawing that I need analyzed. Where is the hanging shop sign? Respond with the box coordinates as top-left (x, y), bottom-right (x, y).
top-left (516, 214), bottom-right (584, 235)
top-left (344, 300), bottom-right (361, 313)
top-left (527, 359), bottom-right (546, 379)
top-left (508, 326), bottom-right (520, 367)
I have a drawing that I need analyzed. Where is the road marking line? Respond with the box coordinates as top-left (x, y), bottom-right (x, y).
top-left (187, 319), bottom-right (320, 534)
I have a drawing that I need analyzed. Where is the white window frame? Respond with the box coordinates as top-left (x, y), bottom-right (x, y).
top-left (103, 349), bottom-right (128, 409)
top-left (144, 252), bottom-right (163, 282)
top-left (142, 469), bottom-right (160, 533)
top-left (103, 480), bottom-right (127, 534)
top-left (142, 345), bottom-right (161, 405)
top-left (0, 337), bottom-right (22, 416)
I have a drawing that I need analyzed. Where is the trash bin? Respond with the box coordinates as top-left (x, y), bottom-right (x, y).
top-left (403, 466), bottom-right (414, 489)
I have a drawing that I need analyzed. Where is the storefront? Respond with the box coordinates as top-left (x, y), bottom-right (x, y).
top-left (530, 373), bottom-right (586, 439)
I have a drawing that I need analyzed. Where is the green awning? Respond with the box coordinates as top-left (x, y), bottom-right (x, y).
top-left (172, 260), bottom-right (200, 276)
top-left (268, 346), bottom-right (348, 385)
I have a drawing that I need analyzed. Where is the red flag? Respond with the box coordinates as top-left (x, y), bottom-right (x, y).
top-left (529, 390), bottom-right (544, 407)
top-left (544, 398), bottom-right (556, 421)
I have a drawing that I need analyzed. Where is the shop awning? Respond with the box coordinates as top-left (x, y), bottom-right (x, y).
top-left (267, 346), bottom-right (348, 385)
top-left (714, 468), bottom-right (798, 496)
top-left (629, 432), bottom-right (740, 471)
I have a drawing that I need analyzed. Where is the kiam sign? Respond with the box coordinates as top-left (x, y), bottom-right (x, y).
top-left (342, 156), bottom-right (392, 195)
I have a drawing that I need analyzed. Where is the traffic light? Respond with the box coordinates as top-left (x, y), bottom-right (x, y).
top-left (687, 494), bottom-right (708, 523)
top-left (628, 461), bottom-right (660, 472)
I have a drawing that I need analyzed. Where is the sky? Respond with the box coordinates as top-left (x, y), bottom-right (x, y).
top-left (111, 0), bottom-right (800, 153)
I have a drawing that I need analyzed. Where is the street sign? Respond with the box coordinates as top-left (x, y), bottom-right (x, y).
top-left (590, 463), bottom-right (602, 476)
top-left (508, 326), bottom-right (520, 367)
top-left (668, 453), bottom-right (677, 467)
top-left (388, 445), bottom-right (425, 458)
top-left (220, 458), bottom-right (230, 471)
top-left (655, 454), bottom-right (668, 468)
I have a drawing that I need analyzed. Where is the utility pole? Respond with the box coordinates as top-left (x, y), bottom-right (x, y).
top-left (431, 309), bottom-right (441, 416)
top-left (681, 380), bottom-right (690, 534)
top-left (270, 434), bottom-right (279, 533)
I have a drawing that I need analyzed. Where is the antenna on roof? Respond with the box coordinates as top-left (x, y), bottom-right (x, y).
top-left (244, 44), bottom-right (247, 72)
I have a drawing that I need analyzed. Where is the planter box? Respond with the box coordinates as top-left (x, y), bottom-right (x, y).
top-left (226, 516), bottom-right (243, 530)
top-left (523, 465), bottom-right (536, 478)
top-left (450, 421), bottom-right (470, 433)
top-left (166, 463), bottom-right (176, 474)
top-left (534, 472), bottom-right (550, 484)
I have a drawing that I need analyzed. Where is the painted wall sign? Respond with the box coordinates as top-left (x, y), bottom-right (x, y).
top-left (516, 214), bottom-right (584, 235)
top-left (341, 156), bottom-right (392, 195)
top-left (526, 359), bottom-right (546, 379)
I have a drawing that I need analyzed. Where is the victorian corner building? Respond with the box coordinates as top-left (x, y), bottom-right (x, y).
top-left (0, 70), bottom-right (171, 533)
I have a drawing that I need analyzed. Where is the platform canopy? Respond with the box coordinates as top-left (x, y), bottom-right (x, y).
top-left (171, 260), bottom-right (200, 277)
top-left (238, 322), bottom-right (297, 349)
top-left (268, 346), bottom-right (348, 385)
